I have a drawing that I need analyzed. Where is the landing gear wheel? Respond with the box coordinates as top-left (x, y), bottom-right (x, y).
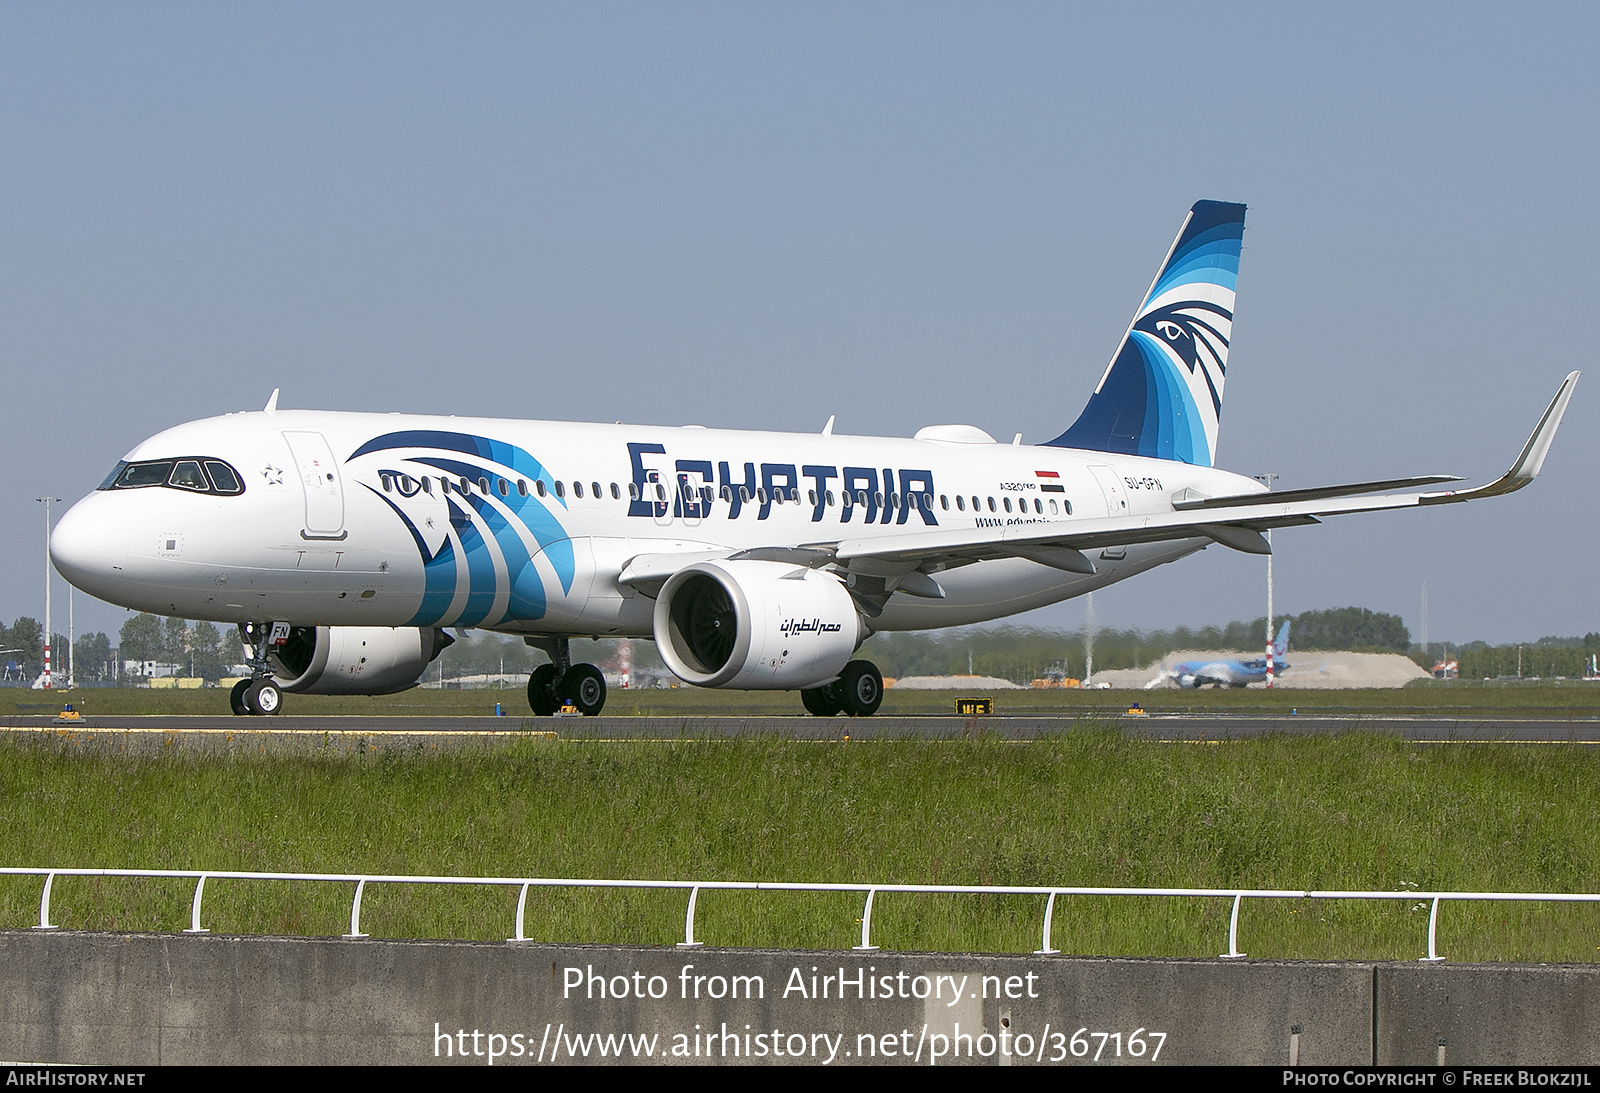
top-left (527, 663), bottom-right (560, 716)
top-left (244, 679), bottom-right (283, 716)
top-left (229, 679), bottom-right (252, 716)
top-left (561, 664), bottom-right (607, 716)
top-left (838, 660), bottom-right (883, 717)
top-left (801, 681), bottom-right (844, 717)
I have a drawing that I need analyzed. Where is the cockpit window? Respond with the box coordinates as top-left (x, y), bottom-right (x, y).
top-left (103, 461), bottom-right (172, 489)
top-left (168, 461), bottom-right (209, 491)
top-left (204, 461), bottom-right (243, 494)
top-left (98, 457), bottom-right (246, 496)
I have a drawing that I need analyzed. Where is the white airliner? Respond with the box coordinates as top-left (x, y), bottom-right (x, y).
top-left (48, 201), bottom-right (1578, 718)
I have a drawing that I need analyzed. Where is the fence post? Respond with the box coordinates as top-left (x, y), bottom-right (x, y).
top-left (677, 886), bottom-right (704, 948)
top-left (854, 888), bottom-right (879, 951)
top-left (33, 873), bottom-right (57, 931)
top-left (1034, 890), bottom-right (1060, 955)
top-left (183, 875), bottom-right (209, 934)
top-left (509, 881), bottom-right (531, 943)
top-left (344, 878), bottom-right (370, 939)
top-left (1421, 896), bottom-right (1445, 962)
top-left (1220, 893), bottom-right (1246, 959)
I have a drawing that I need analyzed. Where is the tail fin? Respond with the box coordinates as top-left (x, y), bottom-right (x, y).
top-left (1272, 619), bottom-right (1291, 658)
top-left (1045, 200), bottom-right (1246, 466)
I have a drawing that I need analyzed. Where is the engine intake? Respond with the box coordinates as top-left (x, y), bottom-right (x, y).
top-left (269, 626), bottom-right (454, 695)
top-left (654, 560), bottom-right (864, 689)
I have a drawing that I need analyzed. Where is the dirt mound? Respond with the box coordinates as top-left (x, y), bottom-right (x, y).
top-left (888, 675), bottom-right (1025, 690)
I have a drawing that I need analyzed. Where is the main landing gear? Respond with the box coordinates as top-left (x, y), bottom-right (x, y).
top-left (525, 636), bottom-right (607, 716)
top-left (232, 622), bottom-right (286, 716)
top-left (800, 659), bottom-right (883, 717)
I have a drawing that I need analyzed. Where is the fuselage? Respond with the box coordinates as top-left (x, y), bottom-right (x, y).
top-left (49, 409), bottom-right (1267, 638)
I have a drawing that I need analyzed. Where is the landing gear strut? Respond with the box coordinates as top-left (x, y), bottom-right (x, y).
top-left (234, 622), bottom-right (286, 716)
top-left (524, 636), bottom-right (608, 716)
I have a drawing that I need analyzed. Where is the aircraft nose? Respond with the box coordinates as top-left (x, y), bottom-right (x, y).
top-left (50, 495), bottom-right (129, 598)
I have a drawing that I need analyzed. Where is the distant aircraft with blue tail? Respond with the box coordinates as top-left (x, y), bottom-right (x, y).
top-left (1149, 621), bottom-right (1292, 689)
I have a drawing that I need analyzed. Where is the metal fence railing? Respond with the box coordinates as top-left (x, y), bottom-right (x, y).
top-left (2, 867), bottom-right (1595, 961)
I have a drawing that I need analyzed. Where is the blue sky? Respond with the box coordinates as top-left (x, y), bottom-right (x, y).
top-left (3, 3), bottom-right (1595, 644)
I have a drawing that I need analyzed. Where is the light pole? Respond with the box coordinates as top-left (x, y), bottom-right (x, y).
top-left (35, 497), bottom-right (59, 689)
top-left (1253, 474), bottom-right (1279, 687)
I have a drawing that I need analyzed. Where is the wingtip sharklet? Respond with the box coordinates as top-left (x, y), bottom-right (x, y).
top-left (1422, 370), bottom-right (1579, 503)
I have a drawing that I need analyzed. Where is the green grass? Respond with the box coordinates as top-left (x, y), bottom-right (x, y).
top-left (9, 679), bottom-right (1600, 718)
top-left (0, 731), bottom-right (1596, 962)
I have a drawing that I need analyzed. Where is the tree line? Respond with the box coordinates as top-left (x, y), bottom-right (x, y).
top-left (0, 606), bottom-right (1593, 686)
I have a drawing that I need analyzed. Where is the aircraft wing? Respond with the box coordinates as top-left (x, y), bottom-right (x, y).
top-left (830, 371), bottom-right (1579, 574)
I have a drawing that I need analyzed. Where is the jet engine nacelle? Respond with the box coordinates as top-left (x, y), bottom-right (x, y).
top-left (269, 625), bottom-right (455, 695)
top-left (653, 560), bottom-right (865, 689)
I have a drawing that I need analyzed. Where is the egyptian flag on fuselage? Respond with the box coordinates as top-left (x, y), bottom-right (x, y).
top-left (1035, 470), bottom-right (1065, 494)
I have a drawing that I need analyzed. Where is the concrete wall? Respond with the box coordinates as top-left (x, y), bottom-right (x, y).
top-left (0, 931), bottom-right (1592, 1066)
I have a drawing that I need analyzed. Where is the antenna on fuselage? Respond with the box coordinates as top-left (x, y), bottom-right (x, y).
top-left (263, 388), bottom-right (280, 414)
top-left (822, 415), bottom-right (835, 436)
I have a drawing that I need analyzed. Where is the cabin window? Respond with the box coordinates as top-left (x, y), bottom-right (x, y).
top-left (592, 482), bottom-right (602, 499)
top-left (628, 483), bottom-right (639, 500)
top-left (573, 481), bottom-right (585, 498)
top-left (534, 480), bottom-right (545, 497)
top-left (554, 480), bottom-right (565, 499)
top-left (479, 477), bottom-right (491, 494)
top-left (421, 477), bottom-right (433, 495)
top-left (825, 490), bottom-right (835, 507)
top-left (1003, 497), bottom-right (1012, 513)
top-left (1064, 499), bottom-right (1073, 515)
top-left (956, 495), bottom-right (965, 511)
top-left (517, 479), bottom-right (528, 497)
top-left (1049, 498), bottom-right (1058, 514)
top-left (610, 483), bottom-right (621, 500)
top-left (987, 497), bottom-right (995, 512)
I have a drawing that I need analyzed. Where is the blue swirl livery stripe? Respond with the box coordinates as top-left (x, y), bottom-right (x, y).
top-left (366, 487), bottom-right (463, 625)
top-left (1046, 200), bottom-right (1245, 466)
top-left (349, 431), bottom-right (573, 627)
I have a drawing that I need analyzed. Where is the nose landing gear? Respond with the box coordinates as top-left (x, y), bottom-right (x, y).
top-left (232, 622), bottom-right (286, 716)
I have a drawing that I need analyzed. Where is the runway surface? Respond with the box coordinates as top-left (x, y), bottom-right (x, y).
top-left (4, 711), bottom-right (1600, 752)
